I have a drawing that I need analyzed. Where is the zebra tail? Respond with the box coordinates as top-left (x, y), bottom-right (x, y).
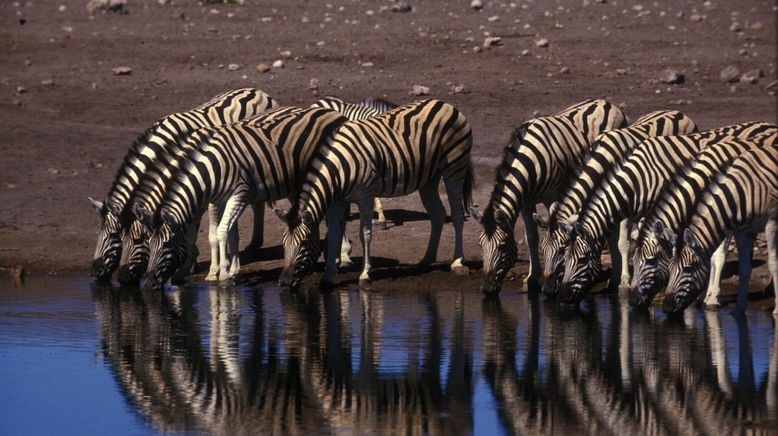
top-left (462, 160), bottom-right (475, 212)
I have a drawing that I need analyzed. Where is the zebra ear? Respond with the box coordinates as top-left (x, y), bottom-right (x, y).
top-left (558, 221), bottom-right (574, 237)
top-left (532, 213), bottom-right (549, 229)
top-left (160, 211), bottom-right (178, 230)
top-left (301, 210), bottom-right (315, 226)
top-left (683, 228), bottom-right (703, 256)
top-left (88, 197), bottom-right (104, 214)
top-left (469, 207), bottom-right (483, 224)
top-left (573, 222), bottom-right (593, 243)
top-left (273, 208), bottom-right (288, 223)
top-left (133, 204), bottom-right (153, 228)
top-left (494, 209), bottom-right (509, 225)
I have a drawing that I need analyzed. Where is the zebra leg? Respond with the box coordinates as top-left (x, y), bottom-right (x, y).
top-left (217, 195), bottom-right (249, 282)
top-left (374, 198), bottom-right (388, 230)
top-left (766, 219), bottom-right (778, 317)
top-left (444, 176), bottom-right (468, 275)
top-left (322, 201), bottom-right (348, 289)
top-left (613, 219), bottom-right (631, 290)
top-left (703, 236), bottom-right (730, 307)
top-left (522, 206), bottom-right (541, 287)
top-left (173, 220), bottom-right (201, 285)
top-left (337, 203), bottom-right (353, 268)
top-left (357, 199), bottom-right (375, 285)
top-left (418, 179), bottom-right (444, 267)
top-left (227, 224), bottom-right (240, 278)
top-left (206, 204), bottom-right (222, 282)
top-left (245, 202), bottom-right (265, 252)
top-left (732, 232), bottom-right (757, 315)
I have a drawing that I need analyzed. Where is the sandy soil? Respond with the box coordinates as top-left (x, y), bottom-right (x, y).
top-left (0, 0), bottom-right (776, 305)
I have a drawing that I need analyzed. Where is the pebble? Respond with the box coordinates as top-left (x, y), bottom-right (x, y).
top-left (615, 68), bottom-right (628, 75)
top-left (520, 49), bottom-right (530, 56)
top-left (535, 38), bottom-right (549, 47)
top-left (729, 21), bottom-right (743, 32)
top-left (659, 69), bottom-right (684, 84)
top-left (470, 0), bottom-right (483, 10)
top-left (740, 69), bottom-right (762, 84)
top-left (228, 63), bottom-right (240, 71)
top-left (391, 2), bottom-right (411, 12)
top-left (409, 84), bottom-right (430, 96)
top-left (483, 36), bottom-right (502, 48)
top-left (16, 85), bottom-right (27, 93)
top-left (272, 60), bottom-right (284, 68)
top-left (689, 14), bottom-right (703, 22)
top-left (765, 80), bottom-right (778, 91)
top-left (279, 50), bottom-right (292, 59)
top-left (308, 78), bottom-right (319, 91)
top-left (719, 65), bottom-right (739, 83)
top-left (41, 79), bottom-right (54, 86)
top-left (451, 84), bottom-right (466, 94)
top-left (750, 22), bottom-right (764, 30)
top-left (559, 66), bottom-right (570, 74)
top-left (111, 66), bottom-right (132, 75)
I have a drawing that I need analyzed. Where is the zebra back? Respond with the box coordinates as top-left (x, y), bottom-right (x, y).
top-left (311, 96), bottom-right (398, 121)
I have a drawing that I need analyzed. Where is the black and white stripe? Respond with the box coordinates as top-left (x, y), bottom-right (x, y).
top-left (471, 99), bottom-right (627, 295)
top-left (89, 88), bottom-right (276, 283)
top-left (142, 106), bottom-right (348, 287)
top-left (558, 121), bottom-right (777, 306)
top-left (663, 144), bottom-right (778, 315)
top-left (535, 110), bottom-right (697, 296)
top-left (278, 98), bottom-right (474, 290)
top-left (630, 131), bottom-right (777, 309)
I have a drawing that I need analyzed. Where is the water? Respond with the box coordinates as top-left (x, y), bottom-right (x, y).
top-left (1, 277), bottom-right (776, 435)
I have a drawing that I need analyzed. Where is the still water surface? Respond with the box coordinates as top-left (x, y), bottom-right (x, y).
top-left (0, 277), bottom-right (776, 435)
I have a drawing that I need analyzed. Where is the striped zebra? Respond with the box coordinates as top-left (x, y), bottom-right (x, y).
top-left (630, 131), bottom-right (777, 309)
top-left (663, 145), bottom-right (778, 316)
top-left (534, 110), bottom-right (697, 296)
top-left (89, 88), bottom-right (276, 283)
top-left (470, 99), bottom-right (627, 295)
top-left (558, 121), bottom-right (777, 306)
top-left (140, 106), bottom-right (348, 287)
top-left (277, 98), bottom-right (474, 290)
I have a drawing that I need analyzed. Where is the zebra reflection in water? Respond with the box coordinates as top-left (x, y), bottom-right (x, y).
top-left (93, 286), bottom-right (778, 434)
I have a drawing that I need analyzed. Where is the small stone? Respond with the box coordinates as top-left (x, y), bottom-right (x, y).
top-left (16, 85), bottom-right (27, 93)
top-left (470, 0), bottom-right (483, 10)
top-left (488, 15), bottom-right (500, 22)
top-left (740, 69), bottom-right (762, 84)
top-left (308, 78), bottom-right (319, 91)
top-left (361, 61), bottom-right (374, 67)
top-left (391, 2), bottom-right (411, 12)
top-left (559, 66), bottom-right (570, 74)
top-left (520, 49), bottom-right (530, 56)
top-left (689, 14), bottom-right (703, 22)
top-left (271, 60), bottom-right (284, 68)
top-left (615, 68), bottom-right (628, 75)
top-left (48, 168), bottom-right (59, 175)
top-left (58, 4), bottom-right (66, 12)
top-left (660, 69), bottom-right (684, 84)
top-left (279, 50), bottom-right (292, 59)
top-left (729, 21), bottom-right (743, 32)
top-left (473, 46), bottom-right (482, 53)
top-left (409, 84), bottom-right (430, 96)
top-left (750, 22), bottom-right (764, 30)
top-left (41, 79), bottom-right (54, 86)
top-left (12, 99), bottom-right (21, 106)
top-left (111, 66), bottom-right (132, 75)
top-left (256, 63), bottom-right (271, 73)
top-left (535, 38), bottom-right (549, 48)
top-left (719, 65), bottom-right (740, 83)
top-left (451, 84), bottom-right (465, 94)
top-left (532, 110), bottom-right (541, 117)
top-left (86, 0), bottom-right (126, 15)
top-left (227, 63), bottom-right (240, 71)
top-left (765, 80), bottom-right (778, 91)
top-left (483, 36), bottom-right (502, 48)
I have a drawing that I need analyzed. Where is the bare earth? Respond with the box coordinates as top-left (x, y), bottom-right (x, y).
top-left (0, 0), bottom-right (776, 306)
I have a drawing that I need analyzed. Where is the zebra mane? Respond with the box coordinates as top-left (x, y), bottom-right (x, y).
top-left (482, 123), bottom-right (531, 231)
top-left (358, 96), bottom-right (399, 112)
top-left (104, 127), bottom-right (161, 215)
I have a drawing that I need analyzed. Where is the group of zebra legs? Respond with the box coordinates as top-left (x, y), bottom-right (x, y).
top-left (90, 87), bottom-right (777, 317)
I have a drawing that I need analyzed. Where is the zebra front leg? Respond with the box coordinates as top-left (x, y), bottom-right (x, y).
top-left (217, 194), bottom-right (249, 282)
top-left (703, 236), bottom-right (730, 307)
top-left (245, 202), bottom-right (265, 252)
top-left (521, 207), bottom-right (541, 289)
top-left (418, 179), bottom-right (444, 267)
top-left (338, 203), bottom-right (353, 268)
top-left (374, 197), bottom-right (388, 230)
top-left (227, 224), bottom-right (240, 278)
top-left (206, 204), bottom-right (222, 282)
top-left (357, 199), bottom-right (375, 285)
top-left (606, 218), bottom-right (631, 291)
top-left (444, 175), bottom-right (468, 275)
top-left (322, 201), bottom-right (348, 289)
top-left (766, 219), bottom-right (778, 317)
top-left (732, 232), bottom-right (757, 315)
top-left (173, 220), bottom-right (202, 285)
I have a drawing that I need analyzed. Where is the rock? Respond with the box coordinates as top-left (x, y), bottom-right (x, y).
top-left (409, 84), bottom-right (430, 96)
top-left (451, 84), bottom-right (465, 94)
top-left (86, 0), bottom-right (127, 15)
top-left (615, 68), bottom-right (628, 75)
top-left (470, 0), bottom-right (483, 10)
top-left (483, 36), bottom-right (502, 48)
top-left (750, 21), bottom-right (764, 30)
top-left (689, 14), bottom-right (703, 22)
top-left (279, 50), bottom-right (292, 59)
top-left (660, 69), bottom-right (684, 84)
top-left (41, 79), bottom-right (54, 86)
top-left (559, 66), bottom-right (570, 74)
top-left (227, 63), bottom-right (240, 71)
top-left (719, 65), bottom-right (739, 83)
top-left (391, 2), bottom-right (411, 12)
top-left (729, 21), bottom-right (743, 32)
top-left (256, 63), bottom-right (271, 73)
top-left (535, 38), bottom-right (549, 48)
top-left (740, 69), bottom-right (762, 84)
top-left (111, 66), bottom-right (132, 75)
top-left (520, 49), bottom-right (530, 56)
top-left (16, 85), bottom-right (27, 93)
top-left (765, 80), bottom-right (778, 91)
top-left (272, 60), bottom-right (284, 68)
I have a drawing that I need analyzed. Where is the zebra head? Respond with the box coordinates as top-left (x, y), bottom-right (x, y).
top-left (629, 221), bottom-right (676, 309)
top-left (278, 209), bottom-right (321, 290)
top-left (116, 218), bottom-right (150, 287)
top-left (90, 197), bottom-right (123, 283)
top-left (663, 228), bottom-right (709, 316)
top-left (558, 222), bottom-right (601, 306)
top-left (472, 207), bottom-right (518, 296)
top-left (536, 213), bottom-right (575, 297)
top-left (146, 210), bottom-right (188, 289)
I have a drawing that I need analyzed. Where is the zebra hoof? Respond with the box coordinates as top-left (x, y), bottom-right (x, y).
top-left (703, 301), bottom-right (721, 310)
top-left (205, 273), bottom-right (219, 282)
top-left (359, 277), bottom-right (372, 286)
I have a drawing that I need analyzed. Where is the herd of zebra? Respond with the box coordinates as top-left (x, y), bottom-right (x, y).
top-left (90, 87), bottom-right (778, 316)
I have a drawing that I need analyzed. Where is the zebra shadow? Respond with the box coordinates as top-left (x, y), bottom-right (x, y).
top-left (345, 209), bottom-right (458, 228)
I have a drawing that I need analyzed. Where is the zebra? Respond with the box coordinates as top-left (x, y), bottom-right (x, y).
top-left (277, 98), bottom-right (474, 290)
top-left (140, 106), bottom-right (348, 287)
top-left (630, 131), bottom-right (778, 309)
top-left (89, 88), bottom-right (276, 283)
top-left (534, 110), bottom-right (697, 297)
top-left (663, 145), bottom-right (778, 316)
top-left (557, 121), bottom-right (777, 306)
top-left (470, 99), bottom-right (627, 295)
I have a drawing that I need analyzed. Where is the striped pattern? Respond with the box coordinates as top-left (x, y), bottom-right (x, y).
top-left (473, 99), bottom-right (627, 295)
top-left (630, 130), bottom-right (777, 308)
top-left (663, 145), bottom-right (778, 315)
top-left (558, 121), bottom-right (777, 306)
top-left (536, 110), bottom-right (697, 295)
top-left (90, 88), bottom-right (276, 283)
top-left (144, 106), bottom-right (348, 287)
top-left (279, 98), bottom-right (474, 289)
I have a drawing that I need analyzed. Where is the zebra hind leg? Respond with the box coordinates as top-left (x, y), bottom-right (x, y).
top-left (374, 198), bottom-right (388, 230)
top-left (732, 232), bottom-right (757, 315)
top-left (245, 202), bottom-right (265, 252)
top-left (765, 219), bottom-right (778, 317)
top-left (217, 194), bottom-right (249, 283)
top-left (357, 199), bottom-right (375, 285)
top-left (443, 175), bottom-right (468, 275)
top-left (702, 236), bottom-right (729, 308)
top-left (206, 204), bottom-right (222, 282)
top-left (418, 179), bottom-right (444, 268)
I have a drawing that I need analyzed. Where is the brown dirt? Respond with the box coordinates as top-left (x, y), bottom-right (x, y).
top-left (0, 0), bottom-right (776, 305)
